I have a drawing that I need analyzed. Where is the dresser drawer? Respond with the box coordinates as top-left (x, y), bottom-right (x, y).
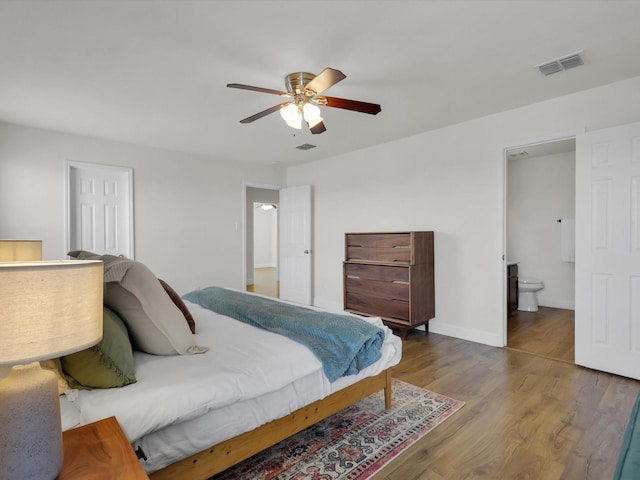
top-left (345, 275), bottom-right (409, 302)
top-left (345, 262), bottom-right (409, 282)
top-left (345, 291), bottom-right (410, 322)
top-left (346, 233), bottom-right (412, 263)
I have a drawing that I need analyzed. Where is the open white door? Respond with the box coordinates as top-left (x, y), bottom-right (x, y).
top-left (575, 121), bottom-right (640, 379)
top-left (279, 185), bottom-right (312, 305)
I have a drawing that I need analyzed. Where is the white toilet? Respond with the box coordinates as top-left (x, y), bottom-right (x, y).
top-left (517, 277), bottom-right (544, 312)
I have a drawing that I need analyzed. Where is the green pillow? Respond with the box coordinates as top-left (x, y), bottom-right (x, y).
top-left (61, 306), bottom-right (137, 389)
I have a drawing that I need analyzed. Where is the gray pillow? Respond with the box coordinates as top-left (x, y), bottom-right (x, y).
top-left (105, 260), bottom-right (207, 356)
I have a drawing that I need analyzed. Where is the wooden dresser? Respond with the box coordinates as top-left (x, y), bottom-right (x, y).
top-left (343, 231), bottom-right (435, 338)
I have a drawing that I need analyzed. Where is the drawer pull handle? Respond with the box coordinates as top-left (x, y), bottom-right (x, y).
top-left (346, 275), bottom-right (360, 279)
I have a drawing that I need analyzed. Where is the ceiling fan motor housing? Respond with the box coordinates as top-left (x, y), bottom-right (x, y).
top-left (285, 72), bottom-right (316, 95)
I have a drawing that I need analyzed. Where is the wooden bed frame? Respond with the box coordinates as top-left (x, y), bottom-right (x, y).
top-left (149, 368), bottom-right (392, 480)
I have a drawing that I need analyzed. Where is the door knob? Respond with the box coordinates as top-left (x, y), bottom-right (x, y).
top-left (304, 250), bottom-right (309, 254)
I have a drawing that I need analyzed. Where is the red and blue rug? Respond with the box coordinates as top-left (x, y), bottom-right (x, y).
top-left (211, 379), bottom-right (464, 479)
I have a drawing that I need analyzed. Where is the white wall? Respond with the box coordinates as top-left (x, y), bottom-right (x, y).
top-left (3, 76), bottom-right (640, 347)
top-left (0, 121), bottom-right (285, 294)
top-left (286, 75), bottom-right (640, 346)
top-left (507, 151), bottom-right (575, 309)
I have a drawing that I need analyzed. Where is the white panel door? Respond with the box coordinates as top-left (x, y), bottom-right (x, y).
top-left (279, 185), bottom-right (312, 305)
top-left (68, 163), bottom-right (134, 258)
top-left (575, 121), bottom-right (640, 379)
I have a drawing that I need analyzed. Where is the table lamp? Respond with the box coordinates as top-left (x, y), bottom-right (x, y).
top-left (0, 260), bottom-right (103, 480)
top-left (0, 239), bottom-right (42, 261)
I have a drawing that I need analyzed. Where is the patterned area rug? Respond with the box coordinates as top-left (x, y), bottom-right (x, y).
top-left (211, 379), bottom-right (464, 479)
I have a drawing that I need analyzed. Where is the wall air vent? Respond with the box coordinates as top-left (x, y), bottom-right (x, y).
top-left (535, 50), bottom-right (584, 76)
top-left (296, 143), bottom-right (316, 151)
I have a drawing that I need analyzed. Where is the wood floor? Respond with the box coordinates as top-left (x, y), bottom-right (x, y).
top-left (247, 275), bottom-right (635, 478)
top-left (246, 267), bottom-right (278, 298)
top-left (507, 306), bottom-right (575, 363)
top-left (382, 330), bottom-right (640, 479)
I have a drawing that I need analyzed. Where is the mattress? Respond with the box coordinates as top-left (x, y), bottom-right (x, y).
top-left (60, 297), bottom-right (402, 474)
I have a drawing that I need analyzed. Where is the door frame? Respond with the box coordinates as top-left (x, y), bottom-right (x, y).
top-left (64, 160), bottom-right (134, 259)
top-left (497, 129), bottom-right (583, 346)
top-left (242, 182), bottom-right (282, 290)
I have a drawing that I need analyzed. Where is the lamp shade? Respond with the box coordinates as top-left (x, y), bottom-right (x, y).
top-left (0, 260), bottom-right (104, 367)
top-left (0, 240), bottom-right (42, 261)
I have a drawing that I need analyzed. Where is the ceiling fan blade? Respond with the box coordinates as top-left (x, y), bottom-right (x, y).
top-left (323, 96), bottom-right (381, 115)
top-left (227, 83), bottom-right (289, 97)
top-left (239, 103), bottom-right (289, 124)
top-left (309, 121), bottom-right (327, 134)
top-left (304, 68), bottom-right (346, 95)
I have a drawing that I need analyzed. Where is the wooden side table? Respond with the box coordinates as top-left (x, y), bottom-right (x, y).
top-left (58, 416), bottom-right (149, 479)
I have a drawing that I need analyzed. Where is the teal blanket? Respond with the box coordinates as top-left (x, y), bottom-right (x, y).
top-left (183, 287), bottom-right (384, 382)
top-left (614, 390), bottom-right (640, 479)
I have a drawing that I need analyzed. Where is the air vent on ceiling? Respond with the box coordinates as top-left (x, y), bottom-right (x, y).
top-left (296, 143), bottom-right (316, 151)
top-left (535, 50), bottom-right (584, 76)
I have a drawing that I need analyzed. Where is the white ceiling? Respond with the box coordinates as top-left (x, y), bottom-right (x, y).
top-left (1, 1), bottom-right (639, 167)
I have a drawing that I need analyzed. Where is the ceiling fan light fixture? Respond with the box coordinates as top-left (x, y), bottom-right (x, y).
top-left (286, 117), bottom-right (302, 130)
top-left (279, 103), bottom-right (297, 122)
top-left (280, 103), bottom-right (302, 129)
top-left (258, 203), bottom-right (276, 210)
top-left (303, 103), bottom-right (321, 121)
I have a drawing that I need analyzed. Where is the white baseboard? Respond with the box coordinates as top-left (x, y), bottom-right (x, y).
top-left (428, 320), bottom-right (502, 347)
top-left (539, 299), bottom-right (575, 310)
top-left (313, 298), bottom-right (502, 348)
top-left (313, 298), bottom-right (344, 313)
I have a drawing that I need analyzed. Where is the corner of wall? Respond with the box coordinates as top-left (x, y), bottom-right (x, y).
top-left (429, 320), bottom-right (502, 347)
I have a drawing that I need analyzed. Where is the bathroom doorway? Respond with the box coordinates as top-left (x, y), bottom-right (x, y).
top-left (505, 139), bottom-right (576, 362)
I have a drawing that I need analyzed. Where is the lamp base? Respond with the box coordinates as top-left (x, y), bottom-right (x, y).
top-left (0, 362), bottom-right (62, 480)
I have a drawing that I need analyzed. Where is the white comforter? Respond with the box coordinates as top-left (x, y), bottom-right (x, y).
top-left (62, 300), bottom-right (402, 447)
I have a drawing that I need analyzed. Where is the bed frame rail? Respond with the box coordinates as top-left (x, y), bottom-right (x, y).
top-left (149, 369), bottom-right (392, 480)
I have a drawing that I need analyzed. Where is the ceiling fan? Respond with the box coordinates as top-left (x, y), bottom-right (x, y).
top-left (227, 67), bottom-right (381, 134)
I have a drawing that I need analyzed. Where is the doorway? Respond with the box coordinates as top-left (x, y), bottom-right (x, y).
top-left (243, 183), bottom-right (313, 304)
top-left (245, 185), bottom-right (280, 298)
top-left (503, 138), bottom-right (576, 362)
top-left (249, 201), bottom-right (279, 298)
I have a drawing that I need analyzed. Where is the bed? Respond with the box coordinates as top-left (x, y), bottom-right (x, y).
top-left (58, 254), bottom-right (402, 479)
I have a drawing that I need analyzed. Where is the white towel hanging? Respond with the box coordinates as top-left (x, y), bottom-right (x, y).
top-left (560, 218), bottom-right (575, 262)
